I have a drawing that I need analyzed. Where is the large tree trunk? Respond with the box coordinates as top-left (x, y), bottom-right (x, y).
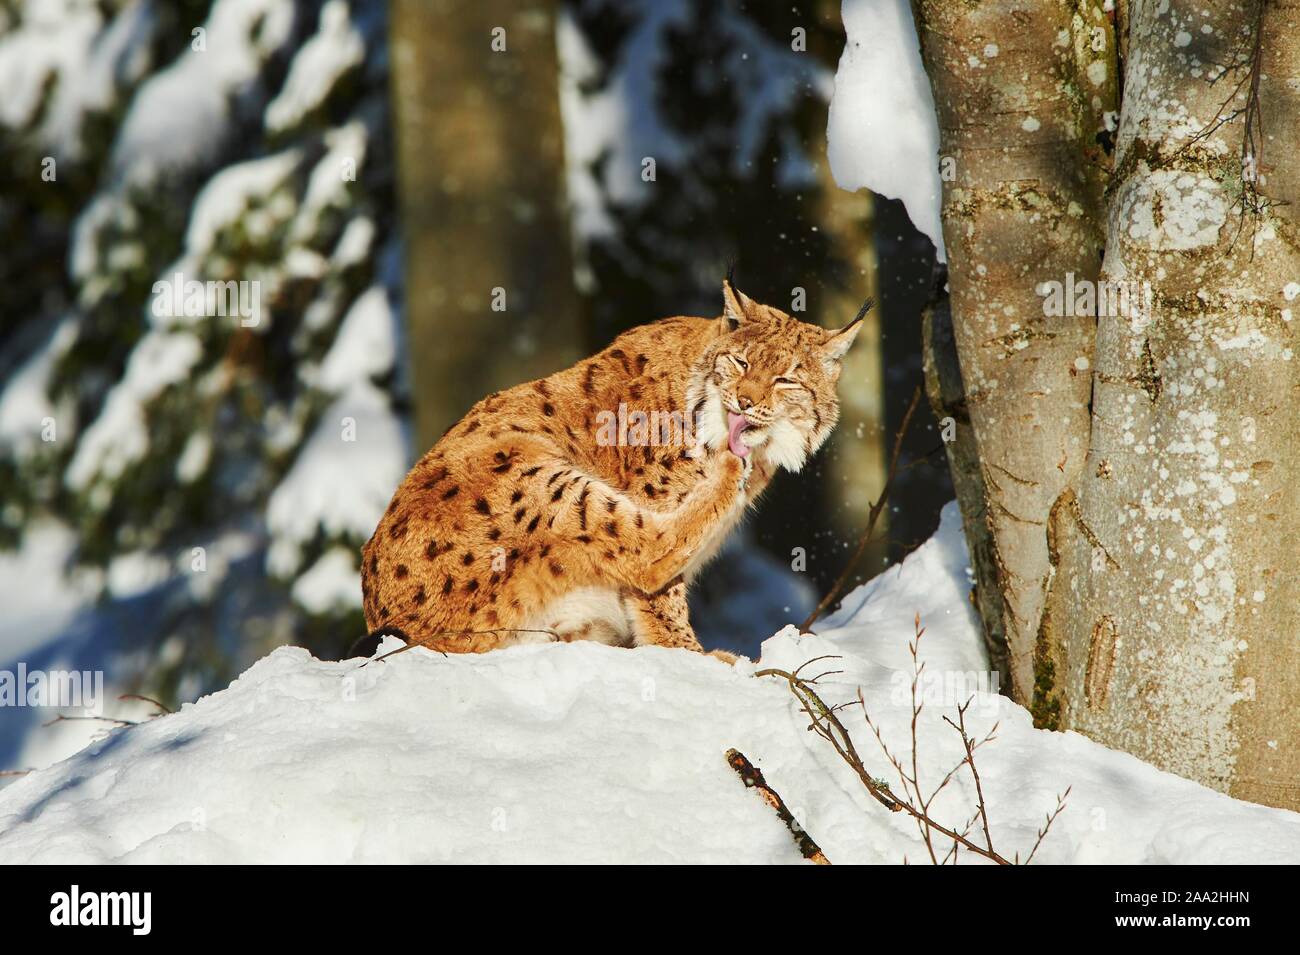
top-left (1044, 0), bottom-right (1300, 809)
top-left (912, 0), bottom-right (1117, 704)
top-left (913, 0), bottom-right (1299, 809)
top-left (390, 0), bottom-right (584, 449)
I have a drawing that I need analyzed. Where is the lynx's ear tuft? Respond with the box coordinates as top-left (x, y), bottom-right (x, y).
top-left (721, 277), bottom-right (757, 331)
top-left (819, 297), bottom-right (871, 363)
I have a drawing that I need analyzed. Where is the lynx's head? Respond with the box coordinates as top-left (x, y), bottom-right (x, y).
top-left (687, 278), bottom-right (866, 473)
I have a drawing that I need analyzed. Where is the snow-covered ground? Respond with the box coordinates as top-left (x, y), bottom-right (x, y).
top-left (1, 503), bottom-right (1295, 864)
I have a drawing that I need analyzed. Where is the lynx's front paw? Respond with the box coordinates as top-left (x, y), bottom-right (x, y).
top-left (707, 649), bottom-right (748, 666)
top-left (718, 447), bottom-right (752, 495)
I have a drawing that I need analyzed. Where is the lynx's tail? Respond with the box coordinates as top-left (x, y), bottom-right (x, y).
top-left (347, 626), bottom-right (410, 659)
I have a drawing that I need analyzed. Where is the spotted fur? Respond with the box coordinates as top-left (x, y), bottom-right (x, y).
top-left (361, 280), bottom-right (862, 659)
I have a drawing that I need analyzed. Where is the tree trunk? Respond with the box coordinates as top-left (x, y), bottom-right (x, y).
top-left (1044, 0), bottom-right (1300, 809)
top-left (912, 0), bottom-right (1117, 704)
top-left (389, 0), bottom-right (584, 450)
top-left (912, 0), bottom-right (1299, 809)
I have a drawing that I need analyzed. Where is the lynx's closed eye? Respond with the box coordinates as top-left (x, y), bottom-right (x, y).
top-left (725, 354), bottom-right (749, 372)
top-left (773, 376), bottom-right (802, 389)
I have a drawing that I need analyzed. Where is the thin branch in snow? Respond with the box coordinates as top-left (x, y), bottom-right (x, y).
top-left (755, 661), bottom-right (904, 814)
top-left (725, 748), bottom-right (830, 865)
top-left (1018, 788), bottom-right (1072, 866)
top-left (758, 615), bottom-right (1071, 865)
top-left (800, 386), bottom-right (924, 631)
top-left (357, 628), bottom-right (560, 667)
top-left (942, 700), bottom-right (999, 856)
top-left (939, 807), bottom-right (983, 866)
top-left (120, 693), bottom-right (173, 714)
top-left (41, 698), bottom-right (173, 734)
top-left (41, 714), bottom-right (139, 728)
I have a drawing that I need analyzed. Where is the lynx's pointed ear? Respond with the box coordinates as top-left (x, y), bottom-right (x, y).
top-left (820, 297), bottom-right (872, 363)
top-left (721, 277), bottom-right (757, 331)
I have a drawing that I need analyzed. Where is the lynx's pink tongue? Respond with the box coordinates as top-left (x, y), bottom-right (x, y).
top-left (726, 412), bottom-right (751, 458)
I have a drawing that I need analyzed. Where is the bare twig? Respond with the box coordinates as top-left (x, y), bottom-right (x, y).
top-left (1020, 788), bottom-right (1072, 865)
top-left (119, 693), bottom-right (172, 714)
top-left (357, 628), bottom-right (559, 667)
top-left (939, 807), bottom-right (983, 865)
top-left (725, 748), bottom-right (830, 864)
top-left (755, 661), bottom-right (903, 814)
top-left (759, 662), bottom-right (1008, 863)
top-left (758, 615), bottom-right (1071, 865)
top-left (943, 700), bottom-right (999, 854)
top-left (799, 387), bottom-right (924, 632)
top-left (41, 714), bottom-right (138, 728)
top-left (1174, 2), bottom-right (1280, 250)
top-left (41, 698), bottom-right (173, 733)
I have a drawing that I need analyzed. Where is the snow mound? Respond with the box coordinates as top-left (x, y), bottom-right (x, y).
top-left (1, 505), bottom-right (1296, 863)
top-left (827, 0), bottom-right (945, 261)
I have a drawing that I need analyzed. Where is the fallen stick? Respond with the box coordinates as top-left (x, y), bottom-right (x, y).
top-left (725, 748), bottom-right (830, 865)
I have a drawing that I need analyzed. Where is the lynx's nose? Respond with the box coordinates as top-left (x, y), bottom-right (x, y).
top-left (736, 377), bottom-right (764, 411)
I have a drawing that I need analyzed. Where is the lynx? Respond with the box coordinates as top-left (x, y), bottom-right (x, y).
top-left (360, 280), bottom-right (864, 662)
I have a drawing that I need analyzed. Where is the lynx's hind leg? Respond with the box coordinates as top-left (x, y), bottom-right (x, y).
top-left (524, 586), bottom-right (633, 646)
